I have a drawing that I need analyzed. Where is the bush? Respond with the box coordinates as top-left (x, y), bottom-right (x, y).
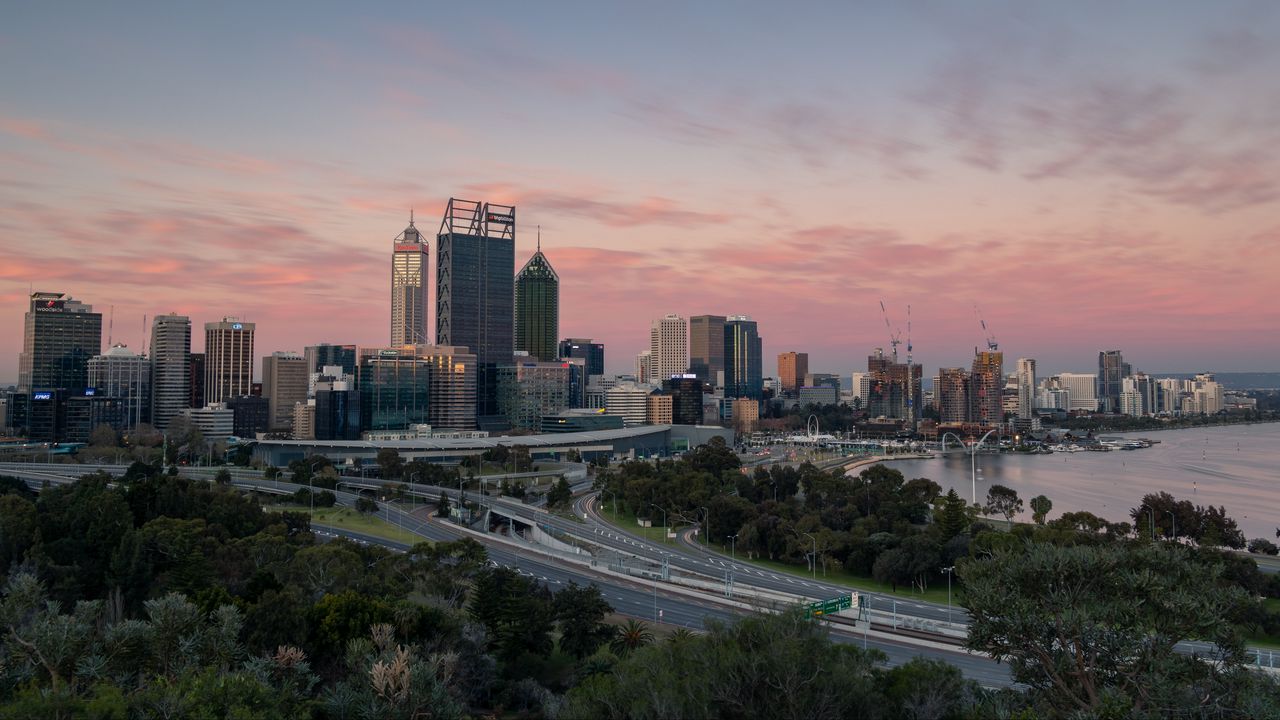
top-left (1249, 538), bottom-right (1279, 556)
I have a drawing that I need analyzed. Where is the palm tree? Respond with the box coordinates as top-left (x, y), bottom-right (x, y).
top-left (666, 627), bottom-right (696, 645)
top-left (609, 619), bottom-right (654, 656)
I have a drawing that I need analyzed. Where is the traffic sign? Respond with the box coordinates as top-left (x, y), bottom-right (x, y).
top-left (806, 593), bottom-right (854, 617)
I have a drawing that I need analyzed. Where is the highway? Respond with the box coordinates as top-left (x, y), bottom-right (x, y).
top-left (0, 460), bottom-right (1014, 686)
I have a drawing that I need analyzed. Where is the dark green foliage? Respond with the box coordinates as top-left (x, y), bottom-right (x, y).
top-left (983, 484), bottom-right (1022, 524)
top-left (1029, 494), bottom-right (1052, 524)
top-left (354, 496), bottom-right (378, 514)
top-left (546, 477), bottom-right (573, 508)
top-left (468, 566), bottom-right (554, 664)
top-left (553, 583), bottom-right (613, 659)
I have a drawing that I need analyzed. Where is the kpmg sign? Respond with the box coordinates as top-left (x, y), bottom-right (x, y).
top-left (33, 392), bottom-right (53, 401)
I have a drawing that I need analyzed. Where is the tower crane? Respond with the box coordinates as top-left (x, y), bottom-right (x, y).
top-left (879, 300), bottom-right (903, 363)
top-left (974, 305), bottom-right (998, 354)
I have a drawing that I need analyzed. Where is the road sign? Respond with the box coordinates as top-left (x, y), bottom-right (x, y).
top-left (806, 593), bottom-right (853, 617)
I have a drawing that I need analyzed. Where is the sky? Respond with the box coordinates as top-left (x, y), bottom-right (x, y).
top-left (3, 1), bottom-right (1279, 383)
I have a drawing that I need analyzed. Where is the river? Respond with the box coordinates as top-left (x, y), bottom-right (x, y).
top-left (879, 423), bottom-right (1280, 540)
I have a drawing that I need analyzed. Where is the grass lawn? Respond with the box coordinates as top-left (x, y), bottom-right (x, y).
top-left (275, 504), bottom-right (427, 546)
top-left (705, 545), bottom-right (954, 605)
top-left (596, 503), bottom-right (679, 546)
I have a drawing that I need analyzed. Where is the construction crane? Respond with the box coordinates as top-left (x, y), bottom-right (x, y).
top-left (879, 300), bottom-right (903, 363)
top-left (974, 305), bottom-right (998, 353)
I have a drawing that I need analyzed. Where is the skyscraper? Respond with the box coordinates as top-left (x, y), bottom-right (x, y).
top-left (18, 292), bottom-right (102, 394)
top-left (936, 367), bottom-right (970, 424)
top-left (723, 316), bottom-right (763, 400)
top-left (357, 345), bottom-right (477, 431)
top-left (261, 351), bottom-right (309, 432)
top-left (436, 198), bottom-right (515, 424)
top-left (778, 351), bottom-right (808, 394)
top-left (1015, 358), bottom-right (1036, 420)
top-left (88, 344), bottom-right (151, 429)
top-left (558, 338), bottom-right (604, 377)
top-left (514, 239), bottom-right (559, 362)
top-left (688, 315), bottom-right (726, 384)
top-left (149, 313), bottom-right (191, 431)
top-left (649, 314), bottom-right (688, 384)
top-left (1097, 350), bottom-right (1128, 413)
top-left (392, 213), bottom-right (430, 346)
top-left (204, 318), bottom-right (255, 404)
top-left (970, 350), bottom-right (1004, 428)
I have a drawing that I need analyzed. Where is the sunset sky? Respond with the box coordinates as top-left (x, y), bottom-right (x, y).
top-left (3, 1), bottom-right (1279, 382)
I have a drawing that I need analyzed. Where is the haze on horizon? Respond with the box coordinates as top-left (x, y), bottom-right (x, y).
top-left (2, 1), bottom-right (1278, 381)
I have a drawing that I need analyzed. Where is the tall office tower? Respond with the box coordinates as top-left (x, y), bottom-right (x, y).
top-left (18, 292), bottom-right (102, 393)
top-left (514, 240), bottom-right (559, 362)
top-left (187, 353), bottom-right (205, 408)
top-left (261, 351), bottom-right (309, 432)
top-left (558, 338), bottom-right (604, 377)
top-left (777, 351), bottom-right (808, 394)
top-left (392, 213), bottom-right (430, 346)
top-left (688, 315), bottom-right (726, 384)
top-left (1097, 350), bottom-right (1127, 413)
top-left (969, 350), bottom-right (1004, 428)
top-left (936, 368), bottom-right (971, 423)
top-left (604, 381), bottom-right (657, 427)
top-left (849, 372), bottom-right (871, 408)
top-left (649, 314), bottom-right (689, 384)
top-left (436, 198), bottom-right (515, 424)
top-left (150, 314), bottom-right (191, 430)
top-left (88, 345), bottom-right (151, 429)
top-left (1015, 358), bottom-right (1036, 420)
top-left (723, 316), bottom-right (763, 400)
top-left (204, 318), bottom-right (255, 404)
top-left (314, 370), bottom-right (361, 441)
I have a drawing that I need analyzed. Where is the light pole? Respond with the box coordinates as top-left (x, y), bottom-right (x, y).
top-left (970, 429), bottom-right (998, 505)
top-left (650, 503), bottom-right (667, 542)
top-left (306, 457), bottom-right (326, 517)
top-left (943, 565), bottom-right (955, 623)
top-left (729, 534), bottom-right (739, 559)
top-left (1167, 511), bottom-right (1176, 543)
top-left (700, 506), bottom-right (710, 545)
top-left (1147, 506), bottom-right (1155, 541)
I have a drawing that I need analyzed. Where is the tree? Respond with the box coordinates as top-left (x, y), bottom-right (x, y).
top-left (609, 619), bottom-right (654, 656)
top-left (88, 423), bottom-right (119, 448)
top-left (1029, 494), bottom-right (1052, 525)
top-left (983, 484), bottom-right (1022, 525)
top-left (553, 582), bottom-right (614, 659)
top-left (376, 448), bottom-right (403, 479)
top-left (214, 468), bottom-right (232, 485)
top-left (546, 477), bottom-right (573, 509)
top-left (436, 491), bottom-right (452, 518)
top-left (960, 542), bottom-right (1254, 715)
top-left (934, 488), bottom-right (968, 539)
top-left (1249, 538), bottom-right (1279, 556)
top-left (355, 496), bottom-right (379, 515)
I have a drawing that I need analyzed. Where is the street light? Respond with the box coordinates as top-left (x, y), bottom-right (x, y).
top-left (306, 457), bottom-right (327, 517)
top-left (1167, 511), bottom-right (1177, 543)
top-left (650, 503), bottom-right (667, 541)
top-left (942, 566), bottom-right (955, 624)
top-left (700, 506), bottom-right (710, 545)
top-left (729, 534), bottom-right (739, 559)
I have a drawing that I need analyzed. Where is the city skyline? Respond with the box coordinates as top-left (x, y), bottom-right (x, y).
top-left (4, 3), bottom-right (1280, 381)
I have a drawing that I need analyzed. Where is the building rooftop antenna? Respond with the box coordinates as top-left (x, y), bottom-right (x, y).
top-left (537, 225), bottom-right (541, 253)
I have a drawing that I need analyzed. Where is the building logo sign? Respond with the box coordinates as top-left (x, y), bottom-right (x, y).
top-left (33, 392), bottom-right (53, 401)
top-left (231, 323), bottom-right (243, 330)
top-left (486, 212), bottom-right (514, 225)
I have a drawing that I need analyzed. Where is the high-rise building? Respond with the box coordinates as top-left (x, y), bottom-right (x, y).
top-left (1097, 350), bottom-right (1128, 413)
top-left (224, 395), bottom-right (270, 437)
top-left (604, 382), bottom-right (657, 427)
top-left (635, 351), bottom-right (652, 384)
top-left (188, 353), bottom-right (205, 408)
top-left (436, 198), bottom-right (515, 423)
top-left (663, 375), bottom-right (705, 424)
top-left (688, 315), bottom-right (726, 384)
top-left (304, 344), bottom-right (357, 378)
top-left (1015, 358), bottom-right (1036, 420)
top-left (970, 351), bottom-right (1004, 427)
top-left (88, 344), bottom-right (151, 429)
top-left (1057, 372), bottom-right (1098, 412)
top-left (357, 345), bottom-right (477, 432)
top-left (204, 318), bottom-right (255, 404)
top-left (778, 352), bottom-right (808, 394)
top-left (392, 213), bottom-right (430, 346)
top-left (150, 314), bottom-right (192, 431)
top-left (18, 292), bottom-right (102, 394)
top-left (731, 398), bottom-right (759, 434)
top-left (646, 393), bottom-right (673, 425)
top-left (514, 240), bottom-right (559, 362)
top-left (559, 338), bottom-right (604, 377)
top-left (314, 368), bottom-right (360, 440)
top-left (936, 368), bottom-right (970, 424)
top-left (500, 360), bottom-right (570, 431)
top-left (724, 316), bottom-right (763, 400)
top-left (261, 352), bottom-right (309, 432)
top-left (649, 314), bottom-right (688, 384)
top-left (865, 348), bottom-right (921, 421)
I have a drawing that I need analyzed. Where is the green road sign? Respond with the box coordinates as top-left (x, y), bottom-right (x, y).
top-left (806, 593), bottom-right (854, 617)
